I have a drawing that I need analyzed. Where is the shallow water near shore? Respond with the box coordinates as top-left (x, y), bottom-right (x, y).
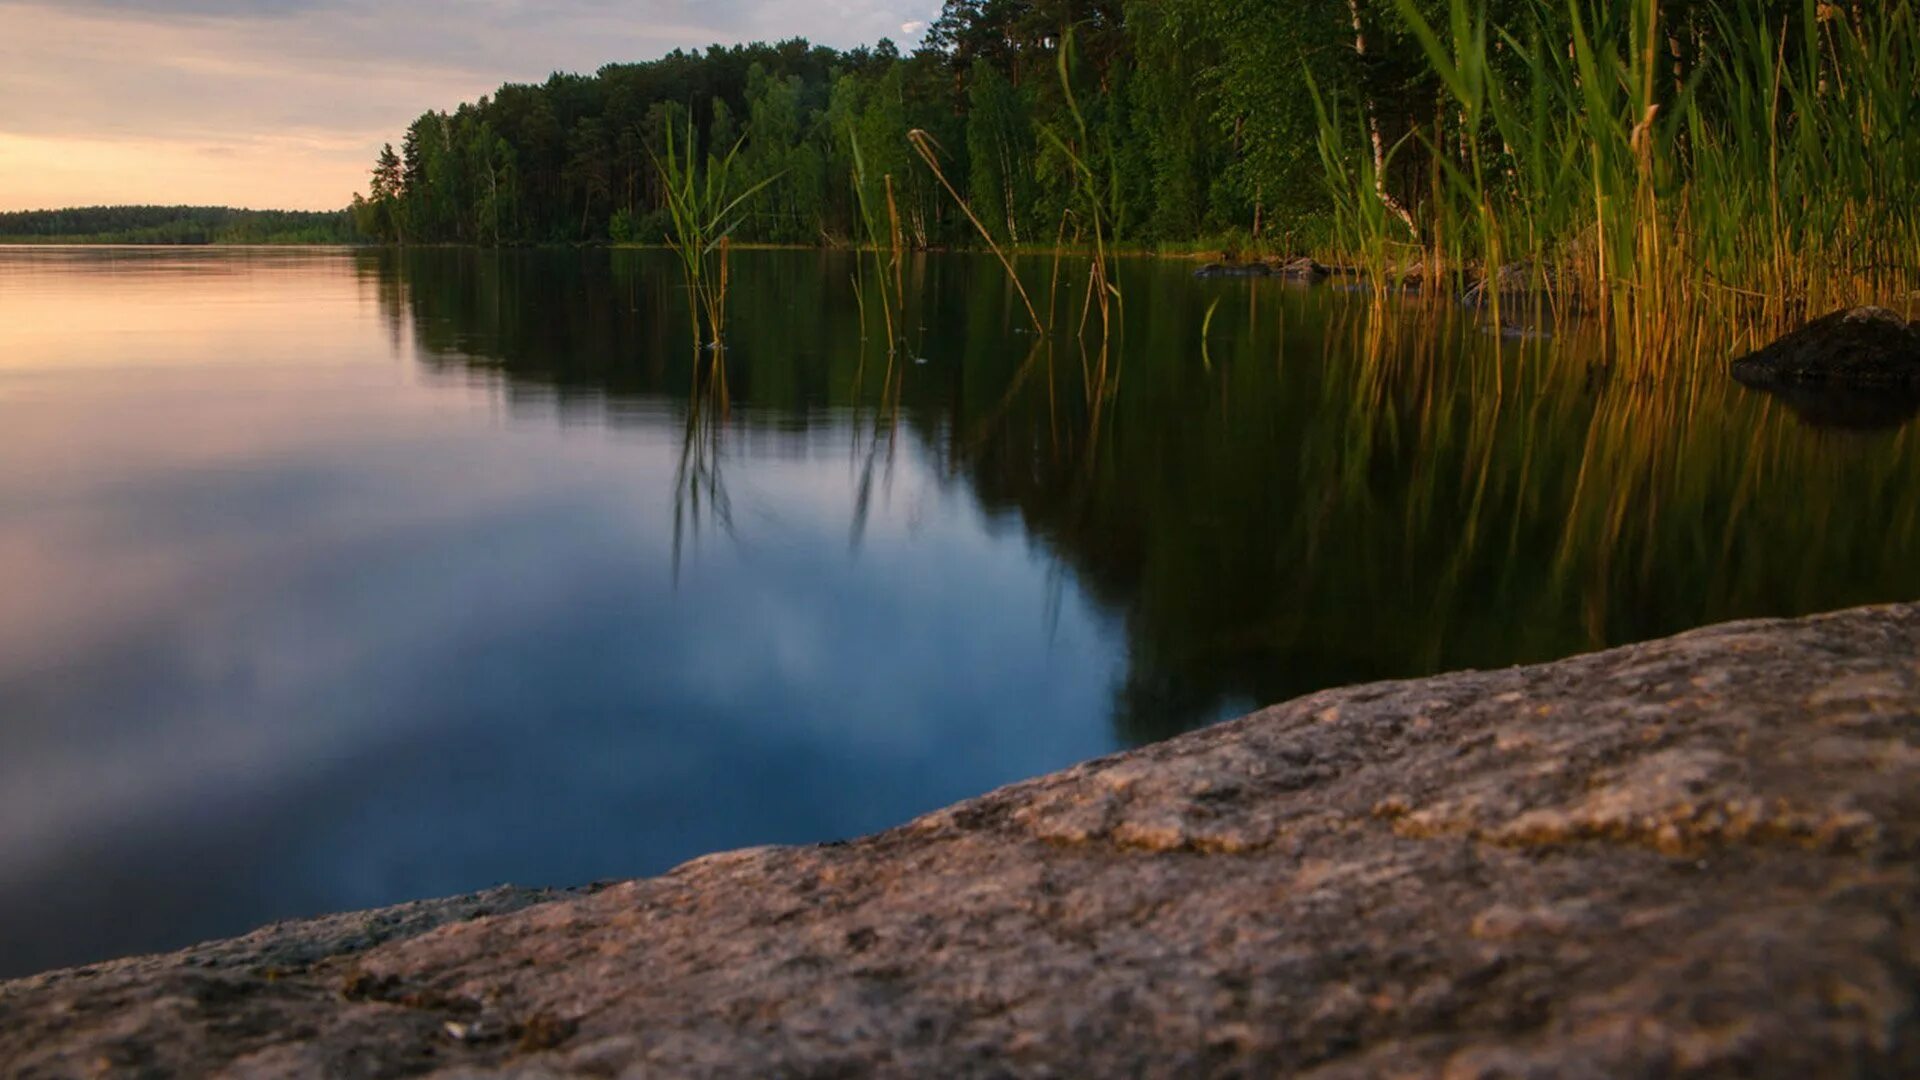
top-left (2, 246), bottom-right (1917, 978)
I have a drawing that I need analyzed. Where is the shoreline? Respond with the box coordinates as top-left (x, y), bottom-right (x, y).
top-left (4, 601), bottom-right (1917, 1076)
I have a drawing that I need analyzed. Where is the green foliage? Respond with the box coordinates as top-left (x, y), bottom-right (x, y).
top-left (607, 207), bottom-right (640, 243)
top-left (356, 8), bottom-right (1248, 248)
top-left (346, 0), bottom-right (1919, 327)
top-left (1306, 0), bottom-right (1920, 370)
top-left (965, 60), bottom-right (1035, 244)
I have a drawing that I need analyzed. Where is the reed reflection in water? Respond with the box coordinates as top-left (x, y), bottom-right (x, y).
top-left (369, 247), bottom-right (1920, 740)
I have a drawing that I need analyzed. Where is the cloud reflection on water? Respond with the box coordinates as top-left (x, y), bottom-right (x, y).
top-left (0, 248), bottom-right (1120, 977)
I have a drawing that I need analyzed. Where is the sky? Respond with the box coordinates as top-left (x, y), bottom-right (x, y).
top-left (0, 1), bottom-right (940, 212)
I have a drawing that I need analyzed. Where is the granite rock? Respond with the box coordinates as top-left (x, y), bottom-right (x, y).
top-left (5, 605), bottom-right (1920, 1078)
top-left (1732, 306), bottom-right (1920, 387)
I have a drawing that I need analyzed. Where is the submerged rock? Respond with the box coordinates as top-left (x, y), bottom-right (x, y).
top-left (1732, 306), bottom-right (1920, 387)
top-left (1193, 261), bottom-right (1272, 279)
top-left (5, 604), bottom-right (1920, 1077)
top-left (1193, 257), bottom-right (1328, 283)
top-left (1459, 260), bottom-right (1561, 309)
top-left (1273, 255), bottom-right (1330, 282)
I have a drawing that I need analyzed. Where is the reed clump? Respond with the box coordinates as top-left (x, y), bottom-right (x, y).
top-left (1310, 0), bottom-right (1919, 376)
top-left (848, 129), bottom-right (915, 357)
top-left (909, 25), bottom-right (1126, 452)
top-left (653, 116), bottom-right (781, 351)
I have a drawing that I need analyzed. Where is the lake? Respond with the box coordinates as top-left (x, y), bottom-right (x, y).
top-left (2, 246), bottom-right (1916, 978)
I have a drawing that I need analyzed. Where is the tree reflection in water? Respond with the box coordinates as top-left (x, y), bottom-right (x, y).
top-left (360, 247), bottom-right (1920, 744)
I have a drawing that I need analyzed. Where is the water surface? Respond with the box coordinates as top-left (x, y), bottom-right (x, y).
top-left (2, 247), bottom-right (1916, 977)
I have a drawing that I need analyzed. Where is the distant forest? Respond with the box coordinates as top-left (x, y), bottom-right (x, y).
top-left (353, 0), bottom-right (1324, 248)
top-left (0, 206), bottom-right (362, 245)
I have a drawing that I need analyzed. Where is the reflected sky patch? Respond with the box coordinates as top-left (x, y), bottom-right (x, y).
top-left (0, 249), bottom-right (1121, 976)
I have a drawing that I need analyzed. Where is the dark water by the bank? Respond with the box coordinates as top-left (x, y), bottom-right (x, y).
top-left (2, 246), bottom-right (1916, 977)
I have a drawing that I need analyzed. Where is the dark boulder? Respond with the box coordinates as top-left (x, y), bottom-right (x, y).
top-left (1193, 261), bottom-right (1272, 279)
top-left (1731, 306), bottom-right (1920, 388)
top-left (1193, 258), bottom-right (1329, 283)
top-left (1273, 256), bottom-right (1330, 282)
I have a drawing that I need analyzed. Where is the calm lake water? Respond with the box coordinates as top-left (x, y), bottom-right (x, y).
top-left (2, 246), bottom-right (1917, 977)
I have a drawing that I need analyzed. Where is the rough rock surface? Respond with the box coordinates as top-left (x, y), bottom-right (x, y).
top-left (6, 604), bottom-right (1920, 1078)
top-left (1732, 306), bottom-right (1920, 387)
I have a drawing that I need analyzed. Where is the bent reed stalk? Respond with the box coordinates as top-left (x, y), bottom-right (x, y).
top-left (911, 49), bottom-right (1128, 479)
top-left (908, 128), bottom-right (1046, 335)
top-left (1310, 0), bottom-right (1919, 377)
top-left (848, 129), bottom-right (910, 356)
top-left (908, 24), bottom-right (1125, 436)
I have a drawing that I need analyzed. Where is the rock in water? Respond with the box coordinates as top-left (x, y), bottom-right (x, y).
top-left (1194, 258), bottom-right (1328, 283)
top-left (1732, 306), bottom-right (1920, 387)
top-left (1274, 256), bottom-right (1330, 282)
top-left (5, 604), bottom-right (1920, 1077)
top-left (1193, 262), bottom-right (1272, 279)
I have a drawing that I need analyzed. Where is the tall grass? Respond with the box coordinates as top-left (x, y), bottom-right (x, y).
top-left (1311, 0), bottom-right (1919, 376)
top-left (1041, 29), bottom-right (1123, 345)
top-left (652, 116), bottom-right (781, 351)
top-left (848, 129), bottom-right (913, 355)
top-left (653, 116), bottom-right (776, 576)
top-left (909, 27), bottom-right (1123, 346)
top-left (908, 129), bottom-right (1046, 334)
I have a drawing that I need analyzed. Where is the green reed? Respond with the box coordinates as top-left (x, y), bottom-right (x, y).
top-left (1043, 28), bottom-right (1123, 346)
top-left (908, 128), bottom-right (1045, 334)
top-left (1312, 0), bottom-right (1919, 375)
top-left (652, 115), bottom-right (781, 351)
top-left (848, 128), bottom-right (910, 356)
top-left (909, 26), bottom-right (1123, 352)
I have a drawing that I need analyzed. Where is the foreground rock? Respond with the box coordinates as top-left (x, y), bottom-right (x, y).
top-left (6, 605), bottom-right (1920, 1078)
top-left (1732, 306), bottom-right (1920, 387)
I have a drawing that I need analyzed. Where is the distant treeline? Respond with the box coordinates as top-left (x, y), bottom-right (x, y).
top-left (354, 1), bottom-right (1292, 248)
top-left (353, 0), bottom-right (1905, 255)
top-left (0, 206), bottom-right (364, 245)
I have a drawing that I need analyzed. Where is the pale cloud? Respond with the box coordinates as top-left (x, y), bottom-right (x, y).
top-left (0, 0), bottom-right (939, 211)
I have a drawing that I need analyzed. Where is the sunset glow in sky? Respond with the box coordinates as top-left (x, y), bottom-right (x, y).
top-left (0, 1), bottom-right (939, 212)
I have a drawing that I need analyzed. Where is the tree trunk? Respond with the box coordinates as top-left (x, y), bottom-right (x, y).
top-left (1346, 0), bottom-right (1418, 235)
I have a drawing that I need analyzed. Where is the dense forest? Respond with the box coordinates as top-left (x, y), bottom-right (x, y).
top-left (353, 0), bottom-right (1312, 247)
top-left (352, 0), bottom-right (1916, 268)
top-left (0, 206), bottom-right (362, 245)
